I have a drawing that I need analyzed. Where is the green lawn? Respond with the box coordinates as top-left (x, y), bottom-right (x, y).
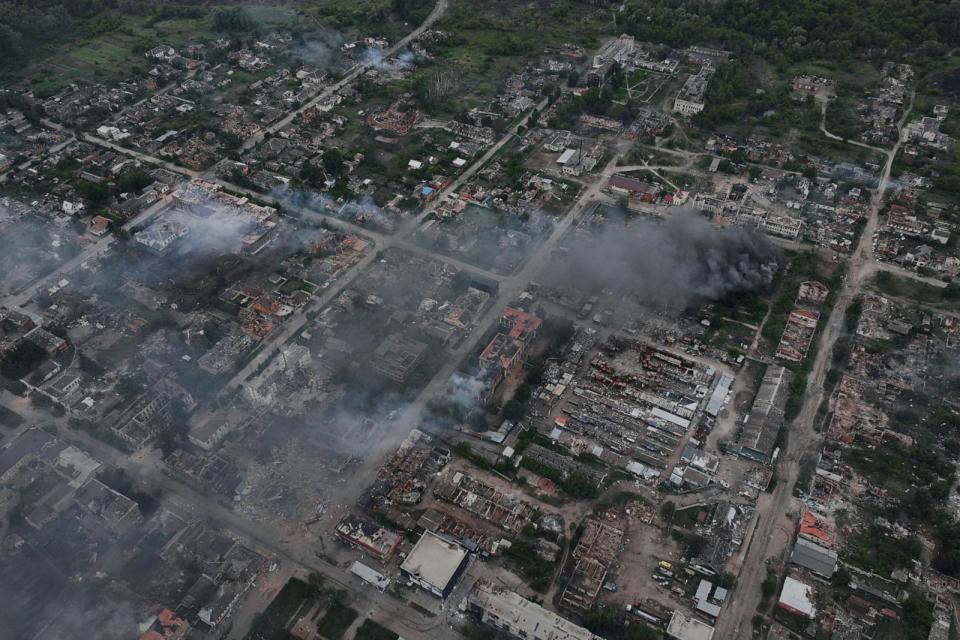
top-left (872, 272), bottom-right (960, 309)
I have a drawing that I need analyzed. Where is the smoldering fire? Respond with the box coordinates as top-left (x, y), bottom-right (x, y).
top-left (547, 209), bottom-right (783, 312)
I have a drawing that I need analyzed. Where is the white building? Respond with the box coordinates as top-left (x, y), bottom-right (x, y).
top-left (400, 531), bottom-right (469, 598)
top-left (666, 611), bottom-right (715, 640)
top-left (468, 579), bottom-right (601, 640)
top-left (777, 575), bottom-right (817, 619)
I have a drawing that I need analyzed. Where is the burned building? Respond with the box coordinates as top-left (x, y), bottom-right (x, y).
top-left (477, 308), bottom-right (542, 399)
top-left (371, 333), bottom-right (428, 383)
top-left (335, 514), bottom-right (402, 560)
top-left (559, 518), bottom-right (624, 611)
top-left (113, 377), bottom-right (196, 448)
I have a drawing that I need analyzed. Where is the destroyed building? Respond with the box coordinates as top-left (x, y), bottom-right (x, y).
top-left (371, 333), bottom-right (428, 383)
top-left (334, 514), bottom-right (401, 560)
top-left (560, 518), bottom-right (624, 611)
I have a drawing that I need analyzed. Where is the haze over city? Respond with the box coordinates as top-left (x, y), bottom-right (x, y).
top-left (1, 1), bottom-right (960, 640)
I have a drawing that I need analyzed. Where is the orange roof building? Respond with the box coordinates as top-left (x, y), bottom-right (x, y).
top-left (139, 608), bottom-right (189, 640)
top-left (799, 510), bottom-right (835, 548)
top-left (500, 307), bottom-right (542, 341)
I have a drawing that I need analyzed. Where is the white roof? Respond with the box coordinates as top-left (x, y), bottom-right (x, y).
top-left (695, 580), bottom-right (712, 601)
top-left (408, 159), bottom-right (423, 169)
top-left (470, 581), bottom-right (600, 640)
top-left (778, 575), bottom-right (817, 617)
top-left (652, 407), bottom-right (691, 429)
top-left (557, 148), bottom-right (577, 164)
top-left (705, 374), bottom-right (733, 416)
top-left (627, 460), bottom-right (659, 479)
top-left (666, 611), bottom-right (714, 640)
top-left (401, 531), bottom-right (467, 590)
top-left (350, 561), bottom-right (390, 590)
top-left (696, 600), bottom-right (721, 617)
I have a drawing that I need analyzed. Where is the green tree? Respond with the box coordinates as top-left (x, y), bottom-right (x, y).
top-left (322, 148), bottom-right (345, 176)
top-left (212, 7), bottom-right (255, 33)
top-left (503, 399), bottom-right (526, 421)
top-left (660, 500), bottom-right (676, 523)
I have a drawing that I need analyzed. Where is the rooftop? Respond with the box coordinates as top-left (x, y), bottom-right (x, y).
top-left (469, 579), bottom-right (601, 640)
top-left (738, 364), bottom-right (792, 460)
top-left (400, 531), bottom-right (468, 591)
top-left (778, 575), bottom-right (817, 618)
top-left (666, 611), bottom-right (715, 640)
top-left (790, 537), bottom-right (838, 578)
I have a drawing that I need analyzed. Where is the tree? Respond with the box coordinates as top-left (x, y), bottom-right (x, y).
top-left (716, 571), bottom-right (737, 589)
top-left (299, 162), bottom-right (325, 188)
top-left (0, 24), bottom-right (23, 60)
top-left (503, 399), bottom-right (526, 421)
top-left (391, 0), bottom-right (428, 22)
top-left (76, 180), bottom-right (111, 207)
top-left (0, 340), bottom-right (47, 380)
top-left (561, 471), bottom-right (599, 499)
top-left (322, 148), bottom-right (345, 176)
top-left (901, 593), bottom-right (933, 640)
top-left (660, 500), bottom-right (676, 523)
top-left (760, 568), bottom-right (778, 601)
top-left (832, 565), bottom-right (851, 593)
top-left (212, 7), bottom-right (255, 33)
top-left (514, 383), bottom-right (532, 404)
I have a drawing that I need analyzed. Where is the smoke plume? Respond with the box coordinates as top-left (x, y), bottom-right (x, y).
top-left (445, 372), bottom-right (486, 411)
top-left (358, 47), bottom-right (416, 72)
top-left (269, 185), bottom-right (396, 232)
top-left (291, 30), bottom-right (345, 71)
top-left (547, 209), bottom-right (782, 312)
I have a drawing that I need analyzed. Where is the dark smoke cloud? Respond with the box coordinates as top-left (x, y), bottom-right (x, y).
top-left (547, 209), bottom-right (782, 312)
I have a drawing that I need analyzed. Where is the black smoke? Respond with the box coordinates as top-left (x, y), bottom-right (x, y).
top-left (547, 209), bottom-right (782, 313)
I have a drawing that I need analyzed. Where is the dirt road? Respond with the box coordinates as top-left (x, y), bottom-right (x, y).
top-left (716, 92), bottom-right (915, 638)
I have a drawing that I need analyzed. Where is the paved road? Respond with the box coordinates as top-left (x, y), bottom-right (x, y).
top-left (615, 160), bottom-right (681, 191)
top-left (0, 193), bottom-right (172, 314)
top-left (82, 132), bottom-right (202, 178)
top-left (717, 91), bottom-right (915, 639)
top-left (0, 393), bottom-right (448, 639)
top-left (2, 3), bottom-right (468, 638)
top-left (0, 134), bottom-right (76, 184)
top-left (819, 97), bottom-right (890, 155)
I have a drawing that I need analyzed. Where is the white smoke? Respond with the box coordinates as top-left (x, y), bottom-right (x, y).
top-left (359, 47), bottom-right (417, 72)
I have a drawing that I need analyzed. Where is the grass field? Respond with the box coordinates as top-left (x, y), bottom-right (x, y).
top-left (10, 6), bottom-right (302, 91)
top-left (17, 14), bottom-right (211, 90)
top-left (244, 6), bottom-right (299, 27)
top-left (872, 272), bottom-right (960, 308)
